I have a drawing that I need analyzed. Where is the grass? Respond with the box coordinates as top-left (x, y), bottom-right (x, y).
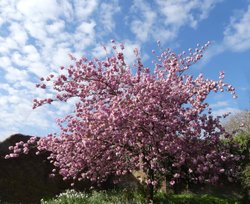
top-left (165, 193), bottom-right (241, 204)
top-left (41, 189), bottom-right (241, 204)
top-left (41, 189), bottom-right (145, 204)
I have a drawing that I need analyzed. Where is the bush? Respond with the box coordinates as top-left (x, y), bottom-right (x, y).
top-left (42, 189), bottom-right (241, 204)
top-left (234, 131), bottom-right (250, 201)
top-left (41, 189), bottom-right (89, 204)
top-left (242, 164), bottom-right (250, 198)
top-left (41, 189), bottom-right (145, 204)
top-left (165, 193), bottom-right (240, 204)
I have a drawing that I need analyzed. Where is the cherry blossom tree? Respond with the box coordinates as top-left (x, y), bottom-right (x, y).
top-left (6, 41), bottom-right (241, 202)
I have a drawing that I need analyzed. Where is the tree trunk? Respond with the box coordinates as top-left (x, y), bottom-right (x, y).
top-left (165, 175), bottom-right (168, 194)
top-left (165, 174), bottom-right (172, 194)
top-left (146, 168), bottom-right (154, 203)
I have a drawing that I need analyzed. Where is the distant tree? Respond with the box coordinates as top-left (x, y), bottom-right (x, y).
top-left (223, 110), bottom-right (250, 172)
top-left (6, 41), bottom-right (242, 203)
top-left (223, 110), bottom-right (250, 202)
top-left (223, 110), bottom-right (250, 134)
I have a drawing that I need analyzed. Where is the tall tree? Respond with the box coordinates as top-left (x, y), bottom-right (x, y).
top-left (6, 41), bottom-right (241, 203)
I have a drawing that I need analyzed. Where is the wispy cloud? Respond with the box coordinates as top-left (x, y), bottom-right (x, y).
top-left (223, 4), bottom-right (250, 52)
top-left (209, 100), bottom-right (241, 118)
top-left (99, 0), bottom-right (121, 32)
top-left (130, 0), bottom-right (157, 42)
top-left (156, 0), bottom-right (222, 28)
top-left (212, 107), bottom-right (241, 117)
top-left (210, 101), bottom-right (230, 109)
top-left (201, 3), bottom-right (250, 64)
top-left (128, 0), bottom-right (222, 43)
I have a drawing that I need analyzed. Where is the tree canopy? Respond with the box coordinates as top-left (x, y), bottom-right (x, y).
top-left (6, 41), bottom-right (242, 202)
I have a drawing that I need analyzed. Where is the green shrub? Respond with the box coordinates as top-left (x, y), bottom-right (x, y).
top-left (165, 193), bottom-right (240, 204)
top-left (41, 189), bottom-right (89, 204)
top-left (242, 164), bottom-right (250, 197)
top-left (42, 189), bottom-right (241, 204)
top-left (41, 189), bottom-right (145, 204)
top-left (234, 131), bottom-right (250, 201)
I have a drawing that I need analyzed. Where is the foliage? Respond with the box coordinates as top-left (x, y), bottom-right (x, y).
top-left (235, 131), bottom-right (250, 199)
top-left (166, 193), bottom-right (240, 204)
top-left (41, 189), bottom-right (145, 204)
top-left (41, 189), bottom-right (92, 204)
top-left (234, 131), bottom-right (250, 155)
top-left (223, 111), bottom-right (250, 202)
top-left (242, 165), bottom-right (250, 196)
top-left (6, 41), bottom-right (242, 201)
top-left (41, 189), bottom-right (240, 204)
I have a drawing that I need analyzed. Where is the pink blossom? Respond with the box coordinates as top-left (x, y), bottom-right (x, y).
top-left (170, 180), bottom-right (175, 186)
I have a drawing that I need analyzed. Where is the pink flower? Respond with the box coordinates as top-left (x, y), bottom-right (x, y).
top-left (170, 180), bottom-right (175, 186)
top-left (174, 173), bottom-right (180, 178)
top-left (219, 169), bottom-right (225, 173)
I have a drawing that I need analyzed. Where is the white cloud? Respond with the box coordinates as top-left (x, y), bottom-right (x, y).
top-left (0, 93), bottom-right (59, 141)
top-left (129, 0), bottom-right (222, 43)
top-left (24, 21), bottom-right (48, 42)
top-left (212, 107), bottom-right (241, 117)
top-left (99, 0), bottom-right (121, 31)
top-left (157, 0), bottom-right (197, 27)
top-left (0, 83), bottom-right (19, 95)
top-left (59, 1), bottom-right (74, 21)
top-left (11, 51), bottom-right (29, 67)
top-left (199, 0), bottom-right (223, 20)
top-left (91, 45), bottom-right (110, 59)
top-left (130, 0), bottom-right (157, 42)
top-left (0, 16), bottom-right (3, 28)
top-left (131, 13), bottom-right (156, 42)
top-left (0, 37), bottom-right (18, 54)
top-left (208, 97), bottom-right (241, 120)
top-left (199, 3), bottom-right (250, 65)
top-left (210, 101), bottom-right (229, 109)
top-left (123, 41), bottom-right (142, 66)
top-left (0, 56), bottom-right (12, 67)
top-left (5, 67), bottom-right (29, 82)
top-left (156, 0), bottom-right (222, 28)
top-left (9, 22), bottom-right (28, 46)
top-left (52, 47), bottom-right (72, 68)
top-left (73, 21), bottom-right (96, 51)
top-left (76, 21), bottom-right (96, 35)
top-left (223, 4), bottom-right (250, 52)
top-left (46, 20), bottom-right (66, 35)
top-left (0, 0), bottom-right (23, 22)
top-left (27, 107), bottom-right (56, 128)
top-left (27, 62), bottom-right (50, 77)
top-left (73, 0), bottom-right (98, 20)
top-left (16, 0), bottom-right (60, 22)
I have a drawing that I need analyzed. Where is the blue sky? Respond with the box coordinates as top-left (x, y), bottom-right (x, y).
top-left (0, 0), bottom-right (249, 140)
